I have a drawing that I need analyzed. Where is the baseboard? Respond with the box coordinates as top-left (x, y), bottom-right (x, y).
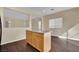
top-left (58, 36), bottom-right (79, 41)
top-left (1, 38), bottom-right (25, 45)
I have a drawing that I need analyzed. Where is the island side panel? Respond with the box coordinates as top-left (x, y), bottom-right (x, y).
top-left (44, 32), bottom-right (51, 52)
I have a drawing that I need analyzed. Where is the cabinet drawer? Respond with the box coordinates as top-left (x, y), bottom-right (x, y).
top-left (32, 32), bottom-right (44, 38)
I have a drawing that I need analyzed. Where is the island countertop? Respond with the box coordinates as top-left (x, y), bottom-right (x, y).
top-left (26, 29), bottom-right (51, 33)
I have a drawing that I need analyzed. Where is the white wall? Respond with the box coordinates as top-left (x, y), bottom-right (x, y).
top-left (1, 28), bottom-right (27, 45)
top-left (1, 8), bottom-right (31, 45)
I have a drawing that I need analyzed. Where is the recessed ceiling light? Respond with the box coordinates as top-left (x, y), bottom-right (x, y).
top-left (50, 9), bottom-right (54, 11)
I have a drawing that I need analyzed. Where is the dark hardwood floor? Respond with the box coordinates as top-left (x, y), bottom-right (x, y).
top-left (0, 36), bottom-right (79, 52)
top-left (1, 40), bottom-right (39, 52)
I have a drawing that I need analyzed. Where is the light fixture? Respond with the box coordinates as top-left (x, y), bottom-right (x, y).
top-left (50, 9), bottom-right (54, 11)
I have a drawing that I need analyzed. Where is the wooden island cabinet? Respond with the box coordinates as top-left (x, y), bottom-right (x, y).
top-left (26, 30), bottom-right (51, 52)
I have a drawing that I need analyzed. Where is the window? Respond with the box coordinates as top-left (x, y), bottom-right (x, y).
top-left (49, 18), bottom-right (63, 28)
top-left (38, 21), bottom-right (42, 30)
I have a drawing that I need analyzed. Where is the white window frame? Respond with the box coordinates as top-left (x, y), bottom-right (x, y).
top-left (49, 18), bottom-right (63, 28)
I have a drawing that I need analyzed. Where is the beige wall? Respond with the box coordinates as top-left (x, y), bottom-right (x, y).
top-left (43, 7), bottom-right (79, 36)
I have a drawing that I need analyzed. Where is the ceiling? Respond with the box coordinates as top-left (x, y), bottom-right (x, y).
top-left (8, 7), bottom-right (74, 17)
top-left (23, 7), bottom-right (73, 16)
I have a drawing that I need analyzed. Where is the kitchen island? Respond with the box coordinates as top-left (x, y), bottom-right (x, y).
top-left (26, 30), bottom-right (51, 52)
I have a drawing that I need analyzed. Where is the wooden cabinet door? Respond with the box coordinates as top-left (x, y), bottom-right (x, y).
top-left (26, 31), bottom-right (32, 44)
top-left (36, 36), bottom-right (43, 51)
top-left (26, 31), bottom-right (44, 51)
top-left (32, 32), bottom-right (43, 51)
top-left (31, 32), bottom-right (37, 47)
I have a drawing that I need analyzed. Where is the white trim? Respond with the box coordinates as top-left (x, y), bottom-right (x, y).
top-left (58, 36), bottom-right (67, 39)
top-left (58, 36), bottom-right (79, 41)
top-left (1, 38), bottom-right (24, 45)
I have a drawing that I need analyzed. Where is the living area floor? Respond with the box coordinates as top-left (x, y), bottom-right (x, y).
top-left (1, 36), bottom-right (79, 52)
